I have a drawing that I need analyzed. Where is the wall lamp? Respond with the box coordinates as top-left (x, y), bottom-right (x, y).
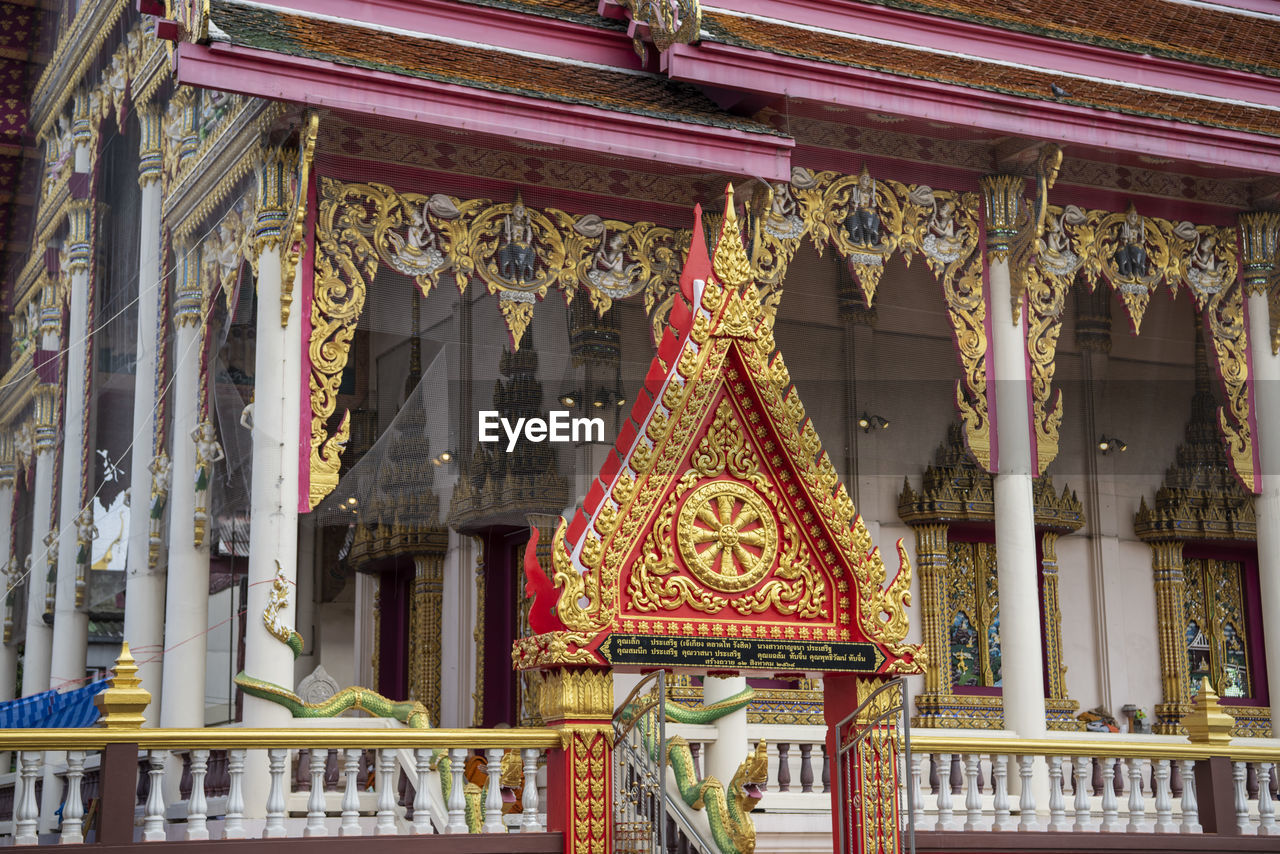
top-left (1098, 435), bottom-right (1127, 455)
top-left (858, 412), bottom-right (890, 434)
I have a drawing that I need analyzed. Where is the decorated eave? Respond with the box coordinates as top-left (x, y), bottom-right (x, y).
top-left (164, 0), bottom-right (792, 180)
top-left (513, 187), bottom-right (925, 678)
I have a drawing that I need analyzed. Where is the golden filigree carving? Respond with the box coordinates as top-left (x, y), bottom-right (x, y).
top-left (820, 166), bottom-right (908, 307)
top-left (1205, 284), bottom-right (1257, 493)
top-left (538, 667), bottom-right (614, 723)
top-left (309, 411), bottom-right (350, 513)
top-left (619, 0), bottom-right (700, 62)
top-left (1239, 211), bottom-right (1280, 354)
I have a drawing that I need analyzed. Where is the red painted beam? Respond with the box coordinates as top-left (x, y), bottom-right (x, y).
top-left (663, 41), bottom-right (1280, 175)
top-left (175, 42), bottom-right (794, 181)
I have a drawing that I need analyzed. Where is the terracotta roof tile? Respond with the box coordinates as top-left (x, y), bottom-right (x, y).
top-left (854, 0), bottom-right (1280, 77)
top-left (703, 12), bottom-right (1280, 139)
top-left (209, 1), bottom-right (783, 136)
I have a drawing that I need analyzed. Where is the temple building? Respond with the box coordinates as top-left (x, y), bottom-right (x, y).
top-left (1, 0), bottom-right (1280, 850)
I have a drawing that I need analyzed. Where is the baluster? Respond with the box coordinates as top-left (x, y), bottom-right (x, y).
top-left (799, 744), bottom-right (814, 793)
top-left (412, 748), bottom-right (433, 835)
top-left (929, 753), bottom-right (940, 794)
top-left (821, 745), bottom-right (830, 793)
top-left (264, 748), bottom-right (288, 838)
top-left (144, 750), bottom-right (167, 841)
top-left (1258, 762), bottom-right (1276, 836)
top-left (934, 754), bottom-right (953, 831)
top-left (59, 750), bottom-right (85, 844)
top-left (689, 743), bottom-right (701, 778)
top-left (1017, 755), bottom-right (1037, 831)
top-left (992, 754), bottom-right (1012, 831)
top-left (482, 748), bottom-right (504, 833)
top-left (1179, 759), bottom-right (1201, 833)
top-left (1126, 758), bottom-right (1146, 832)
top-left (1152, 759), bottom-right (1174, 833)
top-left (963, 754), bottom-right (982, 830)
top-left (909, 753), bottom-right (925, 829)
top-left (1072, 754), bottom-right (1091, 832)
top-left (225, 749), bottom-right (247, 839)
top-left (1114, 758), bottom-right (1125, 795)
top-left (1171, 759), bottom-right (1183, 798)
top-left (375, 748), bottom-right (398, 835)
top-left (398, 770), bottom-right (411, 819)
top-left (187, 749), bottom-right (210, 841)
top-left (521, 748), bottom-right (542, 832)
top-left (1249, 763), bottom-right (1260, 800)
top-left (950, 753), bottom-right (963, 795)
top-left (1048, 756), bottom-right (1067, 831)
top-left (1235, 761), bottom-right (1250, 835)
top-left (341, 749), bottom-right (362, 836)
top-left (777, 744), bottom-right (791, 793)
top-left (1092, 757), bottom-right (1104, 796)
top-left (305, 748), bottom-right (328, 837)
top-left (15, 750), bottom-right (40, 845)
top-left (446, 748), bottom-right (468, 833)
top-left (1100, 758), bottom-right (1120, 832)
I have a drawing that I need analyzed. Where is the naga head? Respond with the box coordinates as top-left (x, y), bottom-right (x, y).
top-left (731, 739), bottom-right (769, 815)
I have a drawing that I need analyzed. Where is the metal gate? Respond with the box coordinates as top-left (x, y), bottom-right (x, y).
top-left (612, 670), bottom-right (667, 854)
top-left (834, 678), bottom-right (915, 854)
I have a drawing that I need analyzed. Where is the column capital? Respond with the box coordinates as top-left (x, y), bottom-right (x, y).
top-left (173, 240), bottom-right (204, 328)
top-left (71, 87), bottom-right (92, 147)
top-left (33, 386), bottom-right (59, 454)
top-left (980, 174), bottom-right (1025, 260)
top-left (66, 199), bottom-right (95, 274)
top-left (254, 146), bottom-right (296, 256)
top-left (137, 104), bottom-right (164, 188)
top-left (1239, 210), bottom-right (1280, 296)
top-left (537, 667), bottom-right (613, 726)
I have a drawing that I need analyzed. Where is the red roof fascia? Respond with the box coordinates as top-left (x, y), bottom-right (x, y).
top-left (711, 0), bottom-right (1280, 106)
top-left (175, 41), bottom-right (794, 180)
top-left (663, 40), bottom-right (1280, 175)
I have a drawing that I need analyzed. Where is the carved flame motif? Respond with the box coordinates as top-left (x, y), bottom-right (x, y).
top-left (512, 186), bottom-right (925, 676)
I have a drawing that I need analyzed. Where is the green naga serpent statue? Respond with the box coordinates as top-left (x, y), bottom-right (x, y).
top-left (235, 565), bottom-right (492, 830)
top-left (625, 685), bottom-right (768, 854)
top-left (237, 566), bottom-right (768, 849)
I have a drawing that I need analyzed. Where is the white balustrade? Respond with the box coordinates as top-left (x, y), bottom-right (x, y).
top-left (1153, 759), bottom-right (1174, 833)
top-left (225, 748), bottom-right (247, 839)
top-left (187, 749), bottom-right (210, 841)
top-left (15, 750), bottom-right (39, 845)
top-left (264, 747), bottom-right (288, 838)
top-left (412, 748), bottom-right (434, 835)
top-left (1259, 762), bottom-right (1277, 836)
top-left (1072, 756), bottom-right (1091, 832)
top-left (304, 749), bottom-right (327, 837)
top-left (1180, 758), bottom-right (1201, 834)
top-left (445, 747), bottom-right (468, 834)
top-left (1017, 755), bottom-right (1036, 831)
top-left (374, 748), bottom-right (397, 836)
top-left (1235, 760), bottom-right (1251, 835)
top-left (1100, 757), bottom-right (1120, 832)
top-left (143, 750), bottom-right (166, 841)
top-left (59, 750), bottom-right (84, 845)
top-left (933, 753), bottom-right (953, 831)
top-left (1047, 756), bottom-right (1067, 831)
top-left (1125, 758), bottom-right (1146, 832)
top-left (992, 754), bottom-right (1012, 831)
top-left (520, 748), bottom-right (542, 832)
top-left (340, 749), bottom-right (362, 836)
top-left (482, 748), bottom-right (504, 833)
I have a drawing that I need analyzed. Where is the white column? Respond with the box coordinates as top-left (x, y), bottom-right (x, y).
top-left (158, 241), bottom-right (213, 728)
top-left (702, 676), bottom-right (749, 786)
top-left (982, 175), bottom-right (1047, 739)
top-left (1247, 289), bottom-right (1280, 730)
top-left (22, 282), bottom-right (61, 697)
top-left (242, 150), bottom-right (304, 814)
top-left (0, 448), bottom-right (18, 701)
top-left (122, 106), bottom-right (168, 720)
top-left (50, 199), bottom-right (94, 692)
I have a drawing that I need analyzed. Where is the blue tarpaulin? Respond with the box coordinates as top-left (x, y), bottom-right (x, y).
top-left (0, 680), bottom-right (109, 728)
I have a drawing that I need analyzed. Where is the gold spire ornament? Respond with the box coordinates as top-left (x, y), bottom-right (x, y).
top-left (712, 184), bottom-right (753, 289)
top-left (94, 643), bottom-right (152, 729)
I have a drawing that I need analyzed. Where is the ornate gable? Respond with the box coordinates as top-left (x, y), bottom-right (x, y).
top-left (514, 187), bottom-right (924, 677)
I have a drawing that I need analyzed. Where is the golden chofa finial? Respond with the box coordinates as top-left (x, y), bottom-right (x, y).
top-left (94, 642), bottom-right (151, 729)
top-left (712, 184), bottom-right (752, 289)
